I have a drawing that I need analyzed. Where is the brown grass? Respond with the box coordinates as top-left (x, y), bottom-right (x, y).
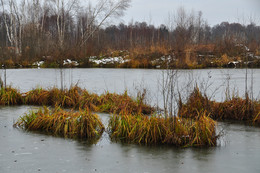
top-left (178, 87), bottom-right (214, 118)
top-left (108, 111), bottom-right (218, 147)
top-left (15, 106), bottom-right (105, 140)
top-left (0, 87), bottom-right (23, 105)
top-left (19, 86), bottom-right (155, 115)
top-left (98, 91), bottom-right (154, 115)
top-left (24, 88), bottom-right (50, 105)
top-left (179, 87), bottom-right (260, 125)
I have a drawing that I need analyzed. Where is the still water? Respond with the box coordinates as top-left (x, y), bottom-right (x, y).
top-left (2, 68), bottom-right (260, 103)
top-left (1, 68), bottom-right (260, 173)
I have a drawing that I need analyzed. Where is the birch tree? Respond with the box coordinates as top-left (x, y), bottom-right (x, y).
top-left (0, 0), bottom-right (24, 55)
top-left (47, 0), bottom-right (79, 50)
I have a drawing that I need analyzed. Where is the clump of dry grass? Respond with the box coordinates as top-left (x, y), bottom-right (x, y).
top-left (178, 87), bottom-right (214, 118)
top-left (212, 97), bottom-right (260, 126)
top-left (79, 90), bottom-right (100, 111)
top-left (15, 107), bottom-right (105, 140)
top-left (24, 86), bottom-right (83, 107)
top-left (23, 86), bottom-right (154, 115)
top-left (108, 111), bottom-right (217, 147)
top-left (44, 86), bottom-right (82, 107)
top-left (0, 87), bottom-right (23, 105)
top-left (98, 91), bottom-right (154, 115)
top-left (179, 87), bottom-right (260, 125)
top-left (252, 111), bottom-right (260, 125)
top-left (24, 88), bottom-right (49, 105)
top-left (63, 86), bottom-right (82, 107)
top-left (212, 97), bottom-right (253, 120)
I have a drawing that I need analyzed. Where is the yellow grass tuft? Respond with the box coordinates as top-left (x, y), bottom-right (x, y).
top-left (15, 106), bottom-right (105, 140)
top-left (108, 111), bottom-right (218, 147)
top-left (0, 87), bottom-right (23, 105)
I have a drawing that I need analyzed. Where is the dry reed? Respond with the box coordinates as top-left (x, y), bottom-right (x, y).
top-left (15, 107), bottom-right (105, 140)
top-left (0, 87), bottom-right (23, 105)
top-left (179, 87), bottom-right (260, 125)
top-left (108, 111), bottom-right (217, 147)
top-left (23, 87), bottom-right (154, 115)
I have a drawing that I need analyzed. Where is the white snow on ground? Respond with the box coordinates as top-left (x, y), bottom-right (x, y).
top-left (151, 55), bottom-right (174, 64)
top-left (89, 56), bottom-right (130, 65)
top-left (228, 60), bottom-right (242, 65)
top-left (33, 59), bottom-right (80, 67)
top-left (32, 61), bottom-right (45, 67)
top-left (228, 60), bottom-right (242, 68)
top-left (63, 59), bottom-right (79, 66)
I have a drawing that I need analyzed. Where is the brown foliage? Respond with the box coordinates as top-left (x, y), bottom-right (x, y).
top-left (179, 88), bottom-right (260, 125)
top-left (109, 112), bottom-right (218, 147)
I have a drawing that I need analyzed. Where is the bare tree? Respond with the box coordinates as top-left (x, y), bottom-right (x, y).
top-left (79, 0), bottom-right (131, 47)
top-left (160, 69), bottom-right (179, 118)
top-left (47, 0), bottom-right (79, 50)
top-left (42, 0), bottom-right (79, 90)
top-left (0, 0), bottom-right (26, 88)
top-left (172, 7), bottom-right (196, 66)
top-left (0, 0), bottom-right (24, 55)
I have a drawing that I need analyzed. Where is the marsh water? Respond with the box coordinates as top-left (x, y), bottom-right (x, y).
top-left (1, 68), bottom-right (260, 173)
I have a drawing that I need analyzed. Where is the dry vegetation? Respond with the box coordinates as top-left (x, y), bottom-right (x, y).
top-left (3, 84), bottom-right (259, 146)
top-left (1, 1), bottom-right (259, 69)
top-left (0, 87), bottom-right (23, 105)
top-left (179, 87), bottom-right (260, 125)
top-left (15, 106), bottom-right (104, 140)
top-left (108, 112), bottom-right (217, 147)
top-left (4, 85), bottom-right (218, 147)
top-left (1, 86), bottom-right (154, 115)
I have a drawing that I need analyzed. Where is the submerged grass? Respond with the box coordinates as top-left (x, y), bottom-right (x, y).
top-left (108, 111), bottom-right (218, 147)
top-left (15, 107), bottom-right (105, 140)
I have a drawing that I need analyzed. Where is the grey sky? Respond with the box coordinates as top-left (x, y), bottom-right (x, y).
top-left (120, 0), bottom-right (260, 26)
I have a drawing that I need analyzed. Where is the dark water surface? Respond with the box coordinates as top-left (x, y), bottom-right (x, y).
top-left (1, 68), bottom-right (260, 173)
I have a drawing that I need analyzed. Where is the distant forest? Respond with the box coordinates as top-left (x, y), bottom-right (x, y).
top-left (1, 0), bottom-right (260, 68)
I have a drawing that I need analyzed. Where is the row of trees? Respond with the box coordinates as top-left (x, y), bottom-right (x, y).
top-left (102, 10), bottom-right (260, 58)
top-left (0, 1), bottom-right (260, 66)
top-left (0, 0), bottom-right (131, 64)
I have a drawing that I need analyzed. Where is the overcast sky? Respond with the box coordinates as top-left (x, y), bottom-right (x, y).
top-left (119, 0), bottom-right (260, 26)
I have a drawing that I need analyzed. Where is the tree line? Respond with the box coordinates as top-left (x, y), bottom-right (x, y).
top-left (0, 0), bottom-right (260, 68)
